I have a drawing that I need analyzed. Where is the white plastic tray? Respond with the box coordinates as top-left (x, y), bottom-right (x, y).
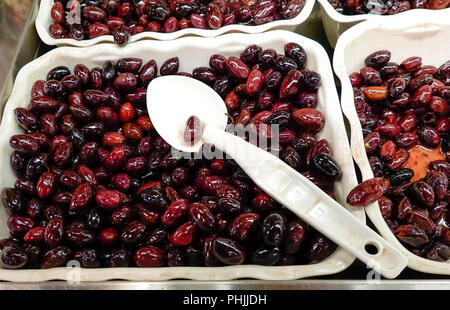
top-left (0, 30), bottom-right (364, 281)
top-left (317, 0), bottom-right (450, 48)
top-left (334, 9), bottom-right (450, 275)
top-left (36, 0), bottom-right (316, 47)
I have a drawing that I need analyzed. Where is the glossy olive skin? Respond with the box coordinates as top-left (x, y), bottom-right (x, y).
top-left (262, 213), bottom-right (286, 246)
top-left (0, 247), bottom-right (28, 269)
top-left (49, 1), bottom-right (306, 45)
top-left (211, 238), bottom-right (246, 265)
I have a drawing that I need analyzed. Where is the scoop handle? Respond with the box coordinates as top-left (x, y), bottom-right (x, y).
top-left (203, 126), bottom-right (407, 279)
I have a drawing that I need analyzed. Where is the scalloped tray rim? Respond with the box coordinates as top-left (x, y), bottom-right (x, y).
top-left (35, 0), bottom-right (316, 47)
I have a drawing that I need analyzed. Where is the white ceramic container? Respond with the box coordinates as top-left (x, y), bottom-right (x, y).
top-left (317, 0), bottom-right (450, 48)
top-left (0, 30), bottom-right (364, 281)
top-left (36, 0), bottom-right (316, 47)
top-left (334, 9), bottom-right (450, 274)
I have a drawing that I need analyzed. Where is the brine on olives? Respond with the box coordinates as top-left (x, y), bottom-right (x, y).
top-left (348, 51), bottom-right (450, 262)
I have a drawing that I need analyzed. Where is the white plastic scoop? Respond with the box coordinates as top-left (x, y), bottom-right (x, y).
top-left (147, 75), bottom-right (407, 279)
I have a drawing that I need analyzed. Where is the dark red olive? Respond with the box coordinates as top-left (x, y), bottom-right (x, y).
top-left (41, 246), bottom-right (71, 268)
top-left (347, 177), bottom-right (389, 207)
top-left (70, 183), bottom-right (93, 212)
top-left (116, 57), bottom-right (143, 73)
top-left (160, 57), bottom-right (179, 76)
top-left (2, 188), bottom-right (25, 214)
top-left (229, 213), bottom-right (260, 242)
top-left (283, 219), bottom-right (307, 254)
top-left (292, 108), bottom-right (324, 132)
top-left (418, 126), bottom-right (440, 148)
top-left (378, 196), bottom-right (393, 220)
top-left (365, 50), bottom-right (391, 68)
top-left (24, 154), bottom-right (48, 181)
top-left (7, 215), bottom-right (33, 237)
top-left (9, 135), bottom-right (39, 155)
top-left (312, 153), bottom-right (342, 181)
top-left (36, 172), bottom-right (56, 199)
top-left (139, 59), bottom-right (158, 86)
top-left (89, 67), bottom-right (104, 90)
top-left (281, 0), bottom-right (305, 19)
top-left (140, 187), bottom-right (168, 210)
top-left (218, 197), bottom-right (241, 214)
top-left (410, 181), bottom-right (435, 207)
top-left (394, 225), bottom-right (429, 248)
top-left (27, 198), bottom-right (45, 218)
top-left (134, 246), bottom-right (164, 267)
top-left (66, 227), bottom-right (96, 247)
top-left (47, 66), bottom-right (70, 81)
top-left (14, 108), bottom-right (40, 131)
top-left (120, 221), bottom-right (147, 245)
top-left (189, 203), bottom-right (215, 232)
top-left (262, 213), bottom-right (286, 246)
top-left (169, 222), bottom-right (195, 246)
top-left (10, 151), bottom-right (27, 174)
top-left (250, 247), bottom-right (281, 266)
top-left (0, 247), bottom-right (28, 269)
top-left (389, 168), bottom-right (413, 187)
top-left (425, 170), bottom-right (448, 200)
top-left (212, 237), bottom-right (245, 265)
top-left (14, 178), bottom-right (35, 196)
top-left (159, 198), bottom-right (186, 228)
top-left (305, 233), bottom-right (337, 263)
top-left (113, 72), bottom-right (137, 92)
top-left (226, 56), bottom-right (250, 79)
top-left (44, 218), bottom-right (64, 249)
top-left (285, 42), bottom-right (307, 68)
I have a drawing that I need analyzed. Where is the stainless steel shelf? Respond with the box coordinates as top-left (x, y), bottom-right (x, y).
top-left (1, 1), bottom-right (449, 290)
top-left (2, 279), bottom-right (450, 290)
